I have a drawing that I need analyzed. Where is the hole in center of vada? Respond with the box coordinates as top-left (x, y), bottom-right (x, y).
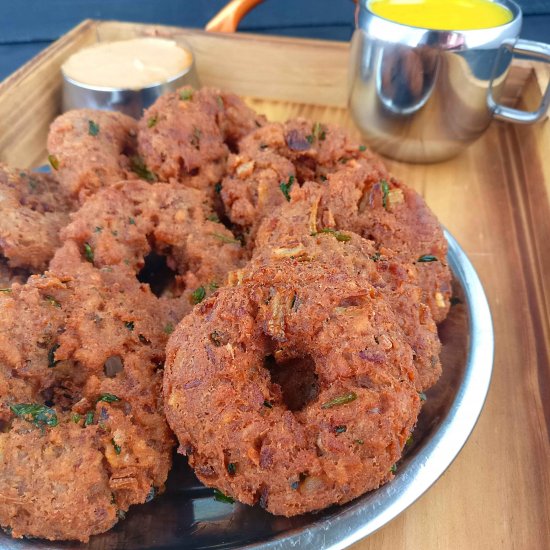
top-left (137, 251), bottom-right (177, 297)
top-left (265, 354), bottom-right (319, 412)
top-left (0, 417), bottom-right (12, 433)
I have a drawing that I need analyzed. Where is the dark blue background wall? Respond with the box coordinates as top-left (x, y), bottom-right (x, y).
top-left (1, 0), bottom-right (549, 80)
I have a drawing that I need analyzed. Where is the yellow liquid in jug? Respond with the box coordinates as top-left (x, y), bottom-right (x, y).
top-left (369, 0), bottom-right (513, 30)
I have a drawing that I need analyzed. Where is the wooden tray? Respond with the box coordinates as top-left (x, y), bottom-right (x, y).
top-left (0, 20), bottom-right (549, 550)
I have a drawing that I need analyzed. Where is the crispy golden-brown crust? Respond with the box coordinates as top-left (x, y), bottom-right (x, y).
top-left (254, 160), bottom-right (451, 323)
top-left (138, 87), bottom-right (264, 198)
top-left (0, 421), bottom-right (117, 541)
top-left (164, 251), bottom-right (421, 516)
top-left (253, 199), bottom-right (441, 391)
top-left (47, 109), bottom-right (138, 203)
top-left (234, 120), bottom-right (450, 322)
top-left (238, 118), bottom-right (386, 183)
top-left (220, 151), bottom-right (296, 245)
top-left (0, 267), bottom-right (174, 542)
top-left (318, 165), bottom-right (451, 322)
top-left (51, 179), bottom-right (246, 313)
top-left (0, 164), bottom-right (74, 271)
top-left (138, 87), bottom-right (226, 191)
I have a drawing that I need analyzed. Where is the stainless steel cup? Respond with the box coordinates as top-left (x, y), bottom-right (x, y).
top-left (62, 38), bottom-right (200, 119)
top-left (348, 0), bottom-right (550, 162)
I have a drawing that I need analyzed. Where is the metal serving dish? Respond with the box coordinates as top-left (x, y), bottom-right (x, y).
top-left (0, 230), bottom-right (493, 550)
top-left (62, 38), bottom-right (200, 119)
top-left (62, 67), bottom-right (199, 119)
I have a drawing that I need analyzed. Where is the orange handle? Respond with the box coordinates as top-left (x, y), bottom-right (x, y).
top-left (205, 0), bottom-right (264, 33)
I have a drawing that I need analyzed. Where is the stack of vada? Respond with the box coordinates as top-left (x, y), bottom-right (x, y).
top-left (0, 86), bottom-right (451, 542)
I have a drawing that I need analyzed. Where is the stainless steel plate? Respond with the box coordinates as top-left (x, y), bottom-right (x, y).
top-left (0, 230), bottom-right (494, 550)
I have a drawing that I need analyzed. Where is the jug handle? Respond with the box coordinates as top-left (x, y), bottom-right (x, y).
top-left (206, 0), bottom-right (357, 33)
top-left (489, 38), bottom-right (550, 124)
top-left (206, 0), bottom-right (264, 33)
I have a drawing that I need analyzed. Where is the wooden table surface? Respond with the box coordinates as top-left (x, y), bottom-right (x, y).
top-left (0, 21), bottom-right (549, 550)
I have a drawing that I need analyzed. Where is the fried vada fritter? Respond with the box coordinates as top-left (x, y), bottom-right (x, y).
top-left (164, 253), bottom-right (421, 517)
top-left (0, 164), bottom-right (74, 272)
top-left (318, 164), bottom-right (452, 322)
top-left (138, 87), bottom-right (264, 196)
top-left (47, 109), bottom-right (138, 203)
top-left (253, 207), bottom-right (441, 391)
top-left (0, 420), bottom-right (117, 541)
top-left (238, 117), bottom-right (386, 183)
top-left (237, 120), bottom-right (450, 322)
top-left (0, 266), bottom-right (174, 542)
top-left (254, 160), bottom-right (451, 323)
top-left (220, 151), bottom-right (296, 244)
top-left (50, 180), bottom-right (246, 313)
